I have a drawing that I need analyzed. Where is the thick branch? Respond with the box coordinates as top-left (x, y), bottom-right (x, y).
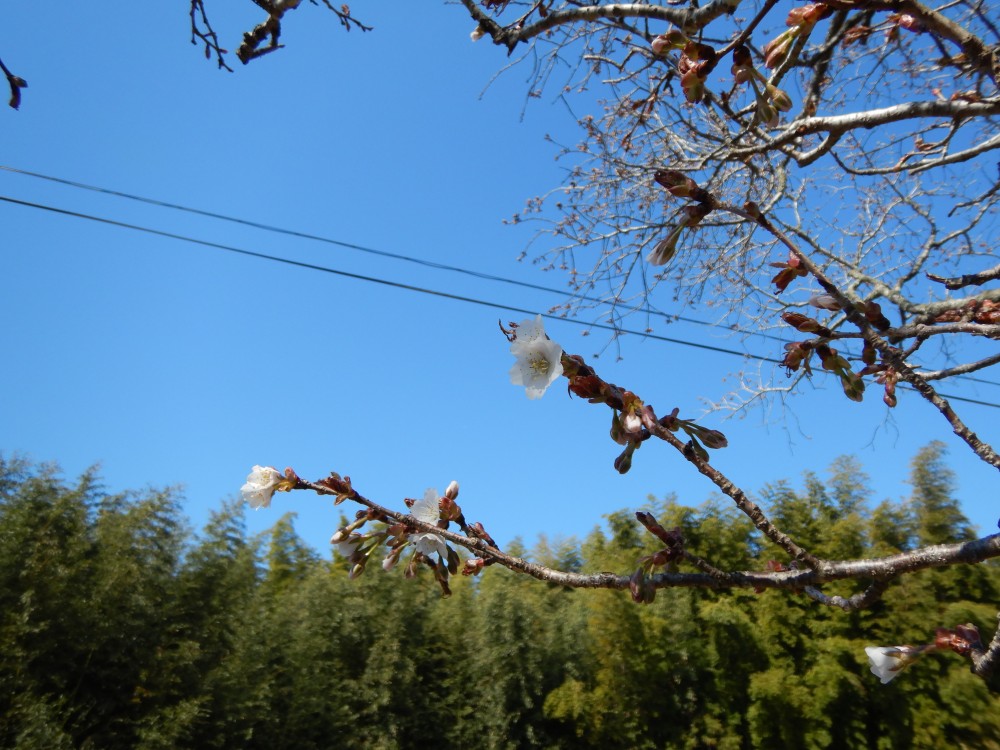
top-left (827, 0), bottom-right (1000, 81)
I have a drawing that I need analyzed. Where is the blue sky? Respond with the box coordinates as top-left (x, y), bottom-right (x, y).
top-left (2, 3), bottom-right (997, 555)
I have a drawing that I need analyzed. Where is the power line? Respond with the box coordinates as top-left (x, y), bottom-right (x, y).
top-left (0, 194), bottom-right (776, 363)
top-left (5, 164), bottom-right (998, 392)
top-left (0, 164), bottom-right (792, 345)
top-left (3, 193), bottom-right (998, 411)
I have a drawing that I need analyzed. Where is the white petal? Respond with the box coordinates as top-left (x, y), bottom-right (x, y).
top-left (865, 646), bottom-right (903, 684)
top-left (513, 314), bottom-right (547, 344)
top-left (411, 488), bottom-right (441, 524)
top-left (413, 531), bottom-right (449, 559)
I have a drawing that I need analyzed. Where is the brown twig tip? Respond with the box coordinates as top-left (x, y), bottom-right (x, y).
top-left (0, 55), bottom-right (26, 110)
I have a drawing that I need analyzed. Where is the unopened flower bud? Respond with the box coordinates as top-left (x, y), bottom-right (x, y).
top-left (698, 429), bottom-right (728, 449)
top-left (732, 45), bottom-right (752, 68)
top-left (382, 549), bottom-right (401, 572)
top-left (463, 557), bottom-right (486, 576)
top-left (646, 227), bottom-right (682, 266)
top-left (767, 85), bottom-right (793, 112)
top-left (614, 448), bottom-right (634, 474)
top-left (807, 293), bottom-right (841, 311)
top-left (756, 100), bottom-right (779, 127)
top-left (330, 528), bottom-right (349, 544)
top-left (444, 480), bottom-right (460, 500)
top-left (763, 31), bottom-right (795, 68)
top-left (470, 26), bottom-right (485, 42)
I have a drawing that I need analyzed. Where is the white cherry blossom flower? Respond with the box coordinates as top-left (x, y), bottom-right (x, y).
top-left (509, 314), bottom-right (564, 400)
top-left (409, 488), bottom-right (449, 559)
top-left (241, 465), bottom-right (284, 510)
top-left (865, 645), bottom-right (924, 684)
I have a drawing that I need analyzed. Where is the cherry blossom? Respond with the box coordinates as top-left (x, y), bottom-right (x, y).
top-left (509, 315), bottom-right (564, 399)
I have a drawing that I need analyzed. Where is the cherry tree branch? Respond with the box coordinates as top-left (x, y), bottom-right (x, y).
top-left (928, 261), bottom-right (1000, 290)
top-left (917, 352), bottom-right (1000, 381)
top-left (718, 200), bottom-right (1000, 471)
top-left (730, 99), bottom-right (1000, 160)
top-left (826, 0), bottom-right (1000, 81)
top-left (295, 472), bottom-right (1000, 607)
top-left (190, 0), bottom-right (233, 72)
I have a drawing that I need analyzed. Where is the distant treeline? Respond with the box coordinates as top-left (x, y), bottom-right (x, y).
top-left (1, 444), bottom-right (997, 749)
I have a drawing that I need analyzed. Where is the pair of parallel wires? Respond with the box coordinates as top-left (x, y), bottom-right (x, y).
top-left (1, 164), bottom-right (997, 409)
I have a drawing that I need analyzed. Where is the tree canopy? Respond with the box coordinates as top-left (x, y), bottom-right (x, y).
top-left (1, 454), bottom-right (998, 748)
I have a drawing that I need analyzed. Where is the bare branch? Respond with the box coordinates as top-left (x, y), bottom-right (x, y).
top-left (190, 0), bottom-right (234, 72)
top-left (917, 352), bottom-right (1000, 380)
top-left (928, 261), bottom-right (1000, 290)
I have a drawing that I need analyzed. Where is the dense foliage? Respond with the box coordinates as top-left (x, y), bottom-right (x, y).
top-left (1, 448), bottom-right (997, 749)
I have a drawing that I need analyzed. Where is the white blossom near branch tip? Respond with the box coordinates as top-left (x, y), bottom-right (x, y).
top-left (241, 465), bottom-right (284, 510)
top-left (509, 314), bottom-right (564, 399)
top-left (865, 645), bottom-right (929, 684)
top-left (409, 488), bottom-right (449, 559)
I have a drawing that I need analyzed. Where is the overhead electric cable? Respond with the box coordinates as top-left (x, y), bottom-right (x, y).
top-left (0, 164), bottom-right (792, 345)
top-left (6, 165), bottom-right (998, 391)
top-left (0, 194), bottom-right (775, 363)
top-left (3, 193), bottom-right (997, 410)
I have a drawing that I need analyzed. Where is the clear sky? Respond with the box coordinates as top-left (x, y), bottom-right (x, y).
top-left (2, 3), bottom-right (997, 555)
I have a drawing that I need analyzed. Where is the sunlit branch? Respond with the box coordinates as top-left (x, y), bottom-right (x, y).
top-left (917, 352), bottom-right (1000, 381)
top-left (928, 261), bottom-right (1000, 290)
top-left (730, 99), bottom-right (1000, 160)
top-left (296, 472), bottom-right (1000, 604)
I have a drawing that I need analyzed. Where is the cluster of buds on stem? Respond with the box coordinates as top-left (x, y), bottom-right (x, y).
top-left (762, 3), bottom-right (831, 69)
top-left (649, 30), bottom-right (718, 104)
top-left (647, 171), bottom-right (714, 266)
top-left (560, 357), bottom-right (728, 471)
top-left (816, 343), bottom-right (865, 401)
top-left (780, 290), bottom-right (895, 402)
top-left (731, 45), bottom-right (793, 127)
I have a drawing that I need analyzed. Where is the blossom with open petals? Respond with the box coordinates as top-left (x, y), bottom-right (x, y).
top-left (410, 488), bottom-right (449, 559)
top-left (241, 465), bottom-right (284, 510)
top-left (865, 645), bottom-right (924, 684)
top-left (509, 315), bottom-right (564, 399)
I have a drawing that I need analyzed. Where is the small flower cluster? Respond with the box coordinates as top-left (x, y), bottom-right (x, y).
top-left (329, 481), bottom-right (466, 595)
top-left (777, 290), bottom-right (894, 403)
top-left (240, 466), bottom-right (480, 596)
top-left (648, 31), bottom-right (717, 104)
